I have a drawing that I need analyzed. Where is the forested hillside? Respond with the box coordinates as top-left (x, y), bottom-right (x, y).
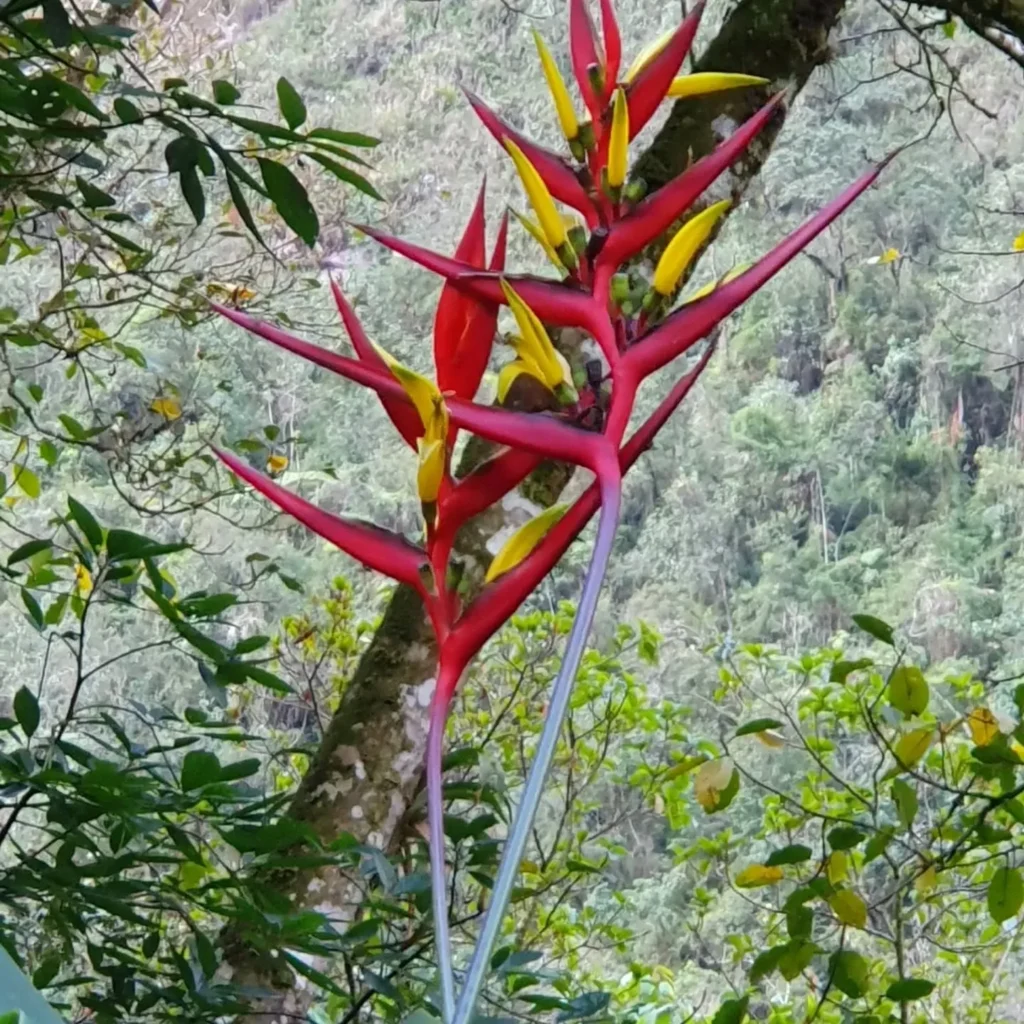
top-left (3, 0), bottom-right (1024, 1021)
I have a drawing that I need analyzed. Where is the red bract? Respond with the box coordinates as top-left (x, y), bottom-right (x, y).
top-left (213, 0), bottom-right (886, 1016)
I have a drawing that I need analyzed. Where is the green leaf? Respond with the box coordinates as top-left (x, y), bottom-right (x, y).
top-left (306, 152), bottom-right (382, 201)
top-left (852, 613), bottom-right (894, 646)
top-left (218, 758), bottom-right (260, 782)
top-left (888, 666), bottom-right (929, 717)
top-left (276, 77), bottom-right (307, 130)
top-left (864, 828), bottom-right (893, 863)
top-left (75, 176), bottom-right (115, 208)
top-left (225, 172), bottom-right (265, 249)
top-left (114, 97), bottom-right (142, 123)
top-left (68, 497), bottom-right (103, 550)
top-left (41, 0), bottom-right (72, 46)
top-left (221, 817), bottom-right (317, 854)
top-left (766, 844), bottom-right (812, 866)
top-left (32, 954), bottom-right (62, 989)
top-left (212, 80), bottom-right (241, 104)
top-left (830, 950), bottom-right (869, 998)
top-left (14, 686), bottom-right (40, 739)
top-left (107, 529), bottom-right (187, 561)
top-left (180, 750), bottom-right (220, 791)
top-left (556, 992), bottom-right (610, 1021)
top-left (39, 440), bottom-right (59, 466)
top-left (179, 165), bottom-right (205, 225)
top-left (25, 189), bottom-right (74, 210)
top-left (734, 717), bottom-right (784, 737)
top-left (885, 978), bottom-right (935, 1002)
top-left (827, 826), bottom-right (866, 851)
top-left (987, 866), bottom-right (1023, 923)
top-left (258, 158), bottom-right (318, 246)
top-left (7, 539), bottom-right (51, 565)
top-left (308, 127), bottom-right (380, 147)
top-left (942, 18), bottom-right (957, 38)
top-left (22, 589), bottom-right (44, 628)
top-left (778, 939), bottom-right (820, 981)
top-left (830, 657), bottom-right (873, 683)
top-left (712, 995), bottom-right (748, 1024)
top-left (15, 466), bottom-right (40, 499)
top-left (749, 945), bottom-right (786, 983)
top-left (892, 779), bottom-right (918, 830)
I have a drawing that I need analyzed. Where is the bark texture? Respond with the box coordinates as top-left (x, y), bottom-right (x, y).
top-left (223, 0), bottom-right (855, 1017)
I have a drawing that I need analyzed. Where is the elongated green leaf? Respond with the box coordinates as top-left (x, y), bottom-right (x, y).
top-left (308, 127), bottom-right (380, 147)
top-left (987, 866), bottom-right (1023, 923)
top-left (885, 978), bottom-right (934, 1002)
top-left (306, 152), bottom-right (382, 201)
top-left (276, 77), bottom-right (307, 130)
top-left (852, 613), bottom-right (894, 646)
top-left (68, 497), bottom-right (103, 550)
top-left (76, 176), bottom-right (115, 208)
top-left (14, 686), bottom-right (40, 739)
top-left (258, 158), bottom-right (318, 245)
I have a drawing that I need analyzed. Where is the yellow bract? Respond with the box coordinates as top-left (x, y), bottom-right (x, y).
top-left (683, 264), bottom-right (751, 305)
top-left (485, 504), bottom-right (569, 583)
top-left (500, 281), bottom-right (576, 402)
top-left (533, 30), bottom-right (579, 144)
top-left (505, 140), bottom-right (568, 254)
top-left (967, 707), bottom-right (1000, 747)
top-left (735, 864), bottom-right (784, 888)
top-left (622, 29), bottom-right (673, 83)
top-left (829, 890), bottom-right (867, 929)
top-left (607, 88), bottom-right (629, 190)
top-left (653, 200), bottom-right (731, 296)
top-left (512, 209), bottom-right (577, 273)
top-left (374, 344), bottom-right (450, 509)
top-left (267, 454), bottom-right (288, 475)
top-left (667, 72), bottom-right (770, 99)
top-left (151, 396), bottom-right (181, 421)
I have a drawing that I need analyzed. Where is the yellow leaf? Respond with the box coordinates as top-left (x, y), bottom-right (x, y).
top-left (653, 200), bottom-right (731, 296)
top-left (827, 851), bottom-right (849, 885)
top-left (1013, 230), bottom-right (1024, 252)
top-left (829, 889), bottom-right (867, 928)
top-left (879, 247), bottom-right (901, 264)
top-left (916, 864), bottom-right (937, 894)
top-left (533, 30), bottom-right (579, 143)
top-left (205, 281), bottom-right (256, 304)
top-left (735, 864), bottom-right (784, 888)
top-left (893, 728), bottom-right (934, 770)
top-left (150, 396), bottom-right (181, 421)
top-left (485, 504), bottom-right (569, 583)
top-left (504, 140), bottom-right (570, 257)
top-left (667, 72), bottom-right (770, 99)
top-left (623, 29), bottom-right (673, 83)
top-left (755, 729), bottom-right (785, 749)
top-left (693, 757), bottom-right (736, 812)
top-left (74, 563), bottom-right (92, 595)
top-left (267, 454), bottom-right (288, 475)
top-left (967, 707), bottom-right (1000, 747)
top-left (607, 88), bottom-right (629, 190)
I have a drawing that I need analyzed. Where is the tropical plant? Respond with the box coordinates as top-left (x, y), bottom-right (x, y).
top-left (210, 0), bottom-right (888, 1018)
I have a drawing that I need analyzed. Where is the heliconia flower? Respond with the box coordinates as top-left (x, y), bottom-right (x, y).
top-left (652, 199), bottom-right (731, 296)
top-left (683, 263), bottom-right (751, 305)
top-left (505, 139), bottom-right (575, 268)
top-left (512, 208), bottom-right (578, 273)
top-left (533, 30), bottom-right (580, 147)
top-left (485, 504), bottom-right (569, 583)
top-left (607, 87), bottom-right (629, 191)
top-left (331, 280), bottom-right (422, 448)
top-left (417, 437), bottom-right (446, 509)
top-left (500, 280), bottom-right (576, 403)
top-left (569, 0), bottom-right (605, 119)
top-left (374, 343), bottom-right (450, 442)
top-left (668, 72), bottom-right (770, 99)
top-left (622, 28), bottom-right (673, 83)
top-left (464, 90), bottom-right (598, 226)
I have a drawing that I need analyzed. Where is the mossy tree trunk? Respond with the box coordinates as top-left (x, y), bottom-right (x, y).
top-left (224, 0), bottom-right (851, 1017)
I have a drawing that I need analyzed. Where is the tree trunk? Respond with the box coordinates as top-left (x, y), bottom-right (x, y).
top-left (223, 0), bottom-right (852, 1016)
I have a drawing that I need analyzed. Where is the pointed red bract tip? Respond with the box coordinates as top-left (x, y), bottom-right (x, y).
top-left (330, 279), bottom-right (422, 448)
top-left (490, 210), bottom-right (510, 272)
top-left (624, 1), bottom-right (704, 141)
top-left (434, 181), bottom-right (498, 401)
top-left (570, 0), bottom-right (605, 120)
top-left (598, 0), bottom-right (621, 97)
top-left (626, 161), bottom-right (886, 380)
top-left (463, 89), bottom-right (599, 227)
top-left (216, 447), bottom-right (430, 589)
